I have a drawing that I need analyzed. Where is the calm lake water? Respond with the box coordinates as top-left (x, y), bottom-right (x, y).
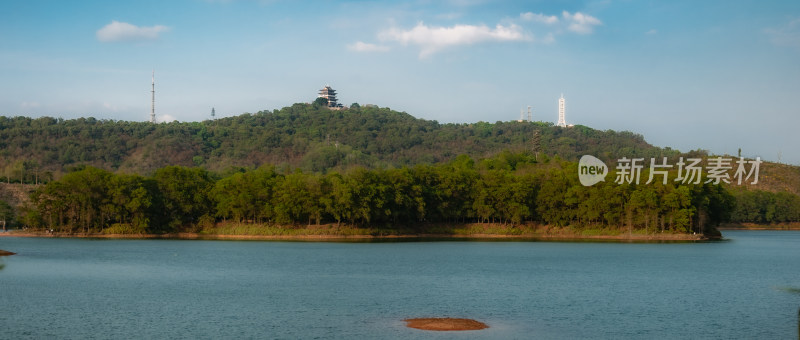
top-left (1, 231), bottom-right (799, 339)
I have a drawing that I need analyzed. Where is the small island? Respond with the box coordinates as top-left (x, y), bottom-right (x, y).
top-left (0, 249), bottom-right (16, 256)
top-left (404, 318), bottom-right (489, 331)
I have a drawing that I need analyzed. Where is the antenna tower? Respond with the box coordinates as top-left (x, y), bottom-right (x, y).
top-left (150, 70), bottom-right (156, 123)
top-left (527, 106), bottom-right (532, 122)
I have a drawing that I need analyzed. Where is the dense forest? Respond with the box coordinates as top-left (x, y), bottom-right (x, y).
top-left (1, 102), bottom-right (799, 231)
top-left (729, 189), bottom-right (800, 224)
top-left (16, 152), bottom-right (747, 236)
top-left (0, 102), bottom-right (676, 178)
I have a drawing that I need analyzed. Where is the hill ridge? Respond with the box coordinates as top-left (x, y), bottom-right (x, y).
top-left (1, 103), bottom-right (673, 176)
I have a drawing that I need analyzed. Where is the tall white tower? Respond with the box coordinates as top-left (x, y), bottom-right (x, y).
top-left (557, 93), bottom-right (566, 127)
top-left (150, 70), bottom-right (156, 123)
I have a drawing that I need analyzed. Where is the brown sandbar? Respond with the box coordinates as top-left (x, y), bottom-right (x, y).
top-left (404, 318), bottom-right (488, 331)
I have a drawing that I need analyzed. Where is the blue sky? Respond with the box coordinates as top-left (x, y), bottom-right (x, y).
top-left (2, 0), bottom-right (799, 164)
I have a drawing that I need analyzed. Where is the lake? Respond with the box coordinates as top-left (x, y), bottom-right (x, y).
top-left (1, 231), bottom-right (798, 339)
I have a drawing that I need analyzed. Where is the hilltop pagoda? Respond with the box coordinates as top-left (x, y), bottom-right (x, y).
top-left (318, 85), bottom-right (343, 109)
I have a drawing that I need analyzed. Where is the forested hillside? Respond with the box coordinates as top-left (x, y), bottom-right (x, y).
top-left (1, 102), bottom-right (798, 229)
top-left (0, 102), bottom-right (673, 179)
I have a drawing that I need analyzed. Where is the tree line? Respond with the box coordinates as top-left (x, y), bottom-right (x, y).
top-left (730, 190), bottom-right (800, 224)
top-left (0, 103), bottom-right (677, 177)
top-left (19, 152), bottom-right (738, 235)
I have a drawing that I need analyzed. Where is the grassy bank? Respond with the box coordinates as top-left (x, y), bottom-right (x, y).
top-left (718, 222), bottom-right (800, 230)
top-left (0, 222), bottom-right (709, 242)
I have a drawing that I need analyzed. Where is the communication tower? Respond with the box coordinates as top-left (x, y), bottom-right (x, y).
top-left (150, 70), bottom-right (156, 123)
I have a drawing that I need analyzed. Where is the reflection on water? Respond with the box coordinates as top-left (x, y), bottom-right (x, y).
top-left (777, 286), bottom-right (800, 295)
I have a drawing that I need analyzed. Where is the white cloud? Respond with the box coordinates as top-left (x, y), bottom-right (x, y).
top-left (354, 10), bottom-right (601, 59)
top-left (765, 18), bottom-right (800, 48)
top-left (645, 29), bottom-right (658, 35)
top-left (562, 11), bottom-right (602, 34)
top-left (347, 41), bottom-right (390, 52)
top-left (96, 21), bottom-right (170, 43)
top-left (379, 22), bottom-right (529, 58)
top-left (520, 12), bottom-right (558, 24)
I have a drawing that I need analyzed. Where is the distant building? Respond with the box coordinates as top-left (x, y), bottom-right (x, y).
top-left (318, 85), bottom-right (343, 109)
top-left (557, 94), bottom-right (566, 127)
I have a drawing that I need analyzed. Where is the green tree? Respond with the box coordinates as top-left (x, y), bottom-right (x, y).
top-left (0, 200), bottom-right (14, 231)
top-left (347, 167), bottom-right (389, 224)
top-left (313, 97), bottom-right (329, 107)
top-left (31, 167), bottom-right (112, 232)
top-left (662, 185), bottom-right (694, 232)
top-left (272, 171), bottom-right (313, 224)
top-left (212, 166), bottom-right (279, 223)
top-left (435, 155), bottom-right (478, 223)
top-left (535, 166), bottom-right (572, 226)
top-left (214, 173), bottom-right (254, 222)
top-left (629, 186), bottom-right (659, 233)
top-left (153, 166), bottom-right (214, 230)
top-left (324, 172), bottom-right (353, 225)
top-left (106, 174), bottom-right (158, 232)
top-left (384, 167), bottom-right (425, 223)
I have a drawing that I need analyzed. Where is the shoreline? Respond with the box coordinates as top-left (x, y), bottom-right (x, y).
top-left (718, 227), bottom-right (800, 231)
top-left (0, 230), bottom-right (708, 242)
top-left (717, 222), bottom-right (800, 231)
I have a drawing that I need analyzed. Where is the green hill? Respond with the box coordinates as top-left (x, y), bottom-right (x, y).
top-left (0, 102), bottom-right (675, 178)
top-left (0, 102), bottom-right (798, 230)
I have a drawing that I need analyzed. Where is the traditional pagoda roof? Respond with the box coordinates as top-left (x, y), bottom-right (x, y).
top-left (318, 85), bottom-right (340, 108)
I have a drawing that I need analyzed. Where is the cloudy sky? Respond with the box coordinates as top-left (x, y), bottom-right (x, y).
top-left (1, 0), bottom-right (799, 164)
